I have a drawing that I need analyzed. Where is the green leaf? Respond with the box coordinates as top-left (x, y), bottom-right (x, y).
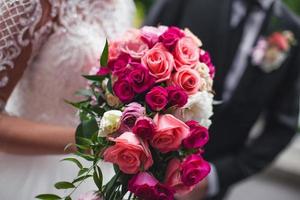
top-left (35, 194), bottom-right (62, 200)
top-left (61, 158), bottom-right (83, 169)
top-left (65, 197), bottom-right (72, 200)
top-left (64, 99), bottom-right (90, 110)
top-left (75, 118), bottom-right (99, 152)
top-left (78, 167), bottom-right (89, 176)
top-left (54, 181), bottom-right (75, 190)
top-left (100, 39), bottom-right (109, 67)
top-left (72, 174), bottom-right (93, 184)
top-left (75, 89), bottom-right (94, 97)
top-left (93, 166), bottom-right (103, 190)
top-left (75, 151), bottom-right (95, 161)
top-left (82, 75), bottom-right (104, 82)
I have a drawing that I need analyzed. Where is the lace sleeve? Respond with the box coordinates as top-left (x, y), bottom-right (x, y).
top-left (0, 0), bottom-right (59, 111)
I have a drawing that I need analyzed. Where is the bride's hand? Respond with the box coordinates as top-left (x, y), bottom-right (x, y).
top-left (175, 178), bottom-right (208, 200)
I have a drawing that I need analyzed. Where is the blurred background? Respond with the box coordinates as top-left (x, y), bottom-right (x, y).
top-left (134, 0), bottom-right (300, 200)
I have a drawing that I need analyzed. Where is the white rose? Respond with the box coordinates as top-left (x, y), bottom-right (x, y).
top-left (195, 62), bottom-right (213, 91)
top-left (173, 91), bottom-right (214, 128)
top-left (98, 110), bottom-right (122, 137)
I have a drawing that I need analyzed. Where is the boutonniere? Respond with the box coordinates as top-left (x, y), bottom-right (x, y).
top-left (252, 31), bottom-right (296, 73)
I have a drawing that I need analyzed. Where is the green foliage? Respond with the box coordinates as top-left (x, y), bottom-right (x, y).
top-left (284, 0), bottom-right (300, 16)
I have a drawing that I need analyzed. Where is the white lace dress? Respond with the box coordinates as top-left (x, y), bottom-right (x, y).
top-left (0, 0), bottom-right (135, 199)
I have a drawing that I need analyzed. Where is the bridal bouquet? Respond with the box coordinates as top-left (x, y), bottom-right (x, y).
top-left (37, 26), bottom-right (215, 200)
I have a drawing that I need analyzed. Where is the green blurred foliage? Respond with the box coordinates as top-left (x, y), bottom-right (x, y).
top-left (283, 0), bottom-right (300, 15)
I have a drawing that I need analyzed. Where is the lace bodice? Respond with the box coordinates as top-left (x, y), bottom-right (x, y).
top-left (0, 0), bottom-right (135, 124)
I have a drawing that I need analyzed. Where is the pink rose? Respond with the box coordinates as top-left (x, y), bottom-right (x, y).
top-left (199, 50), bottom-right (215, 78)
top-left (127, 62), bottom-right (155, 94)
top-left (159, 27), bottom-right (185, 49)
top-left (151, 114), bottom-right (189, 153)
top-left (103, 132), bottom-right (153, 174)
top-left (155, 183), bottom-right (175, 200)
top-left (164, 159), bottom-right (194, 195)
top-left (183, 120), bottom-right (209, 149)
top-left (109, 40), bottom-right (122, 61)
top-left (121, 103), bottom-right (145, 131)
top-left (113, 78), bottom-right (135, 103)
top-left (145, 86), bottom-right (168, 111)
top-left (121, 29), bottom-right (149, 59)
top-left (166, 86), bottom-right (188, 108)
top-left (141, 43), bottom-right (175, 83)
top-left (132, 117), bottom-right (155, 140)
top-left (128, 172), bottom-right (158, 200)
top-left (181, 155), bottom-right (211, 186)
top-left (78, 192), bottom-right (101, 200)
top-left (174, 37), bottom-right (200, 69)
top-left (171, 67), bottom-right (203, 95)
top-left (141, 26), bottom-right (168, 47)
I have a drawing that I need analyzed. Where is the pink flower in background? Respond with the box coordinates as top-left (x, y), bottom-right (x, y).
top-left (183, 120), bottom-right (209, 149)
top-left (164, 159), bottom-right (194, 195)
top-left (78, 192), bottom-right (101, 200)
top-left (103, 132), bottom-right (153, 174)
top-left (146, 86), bottom-right (169, 111)
top-left (181, 155), bottom-right (211, 186)
top-left (151, 114), bottom-right (189, 153)
top-left (252, 38), bottom-right (268, 66)
top-left (113, 78), bottom-right (135, 103)
top-left (166, 86), bottom-right (188, 108)
top-left (141, 43), bottom-right (175, 83)
top-left (132, 117), bottom-right (155, 140)
top-left (171, 67), bottom-right (202, 95)
top-left (128, 172), bottom-right (158, 200)
top-left (174, 37), bottom-right (200, 69)
top-left (268, 32), bottom-right (289, 51)
top-left (159, 26), bottom-right (185, 49)
top-left (121, 103), bottom-right (145, 131)
top-left (199, 50), bottom-right (215, 78)
top-left (127, 62), bottom-right (155, 93)
top-left (109, 40), bottom-right (122, 61)
top-left (141, 26), bottom-right (168, 47)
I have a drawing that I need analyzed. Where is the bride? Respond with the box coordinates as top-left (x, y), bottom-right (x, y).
top-left (0, 0), bottom-right (135, 199)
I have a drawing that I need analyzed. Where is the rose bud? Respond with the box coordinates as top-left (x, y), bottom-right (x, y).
top-left (128, 172), bottom-right (159, 200)
top-left (145, 86), bottom-right (168, 111)
top-left (166, 86), bottom-right (188, 108)
top-left (113, 78), bottom-right (135, 103)
top-left (181, 155), bottom-right (211, 186)
top-left (183, 120), bottom-right (209, 149)
top-left (132, 117), bottom-right (155, 140)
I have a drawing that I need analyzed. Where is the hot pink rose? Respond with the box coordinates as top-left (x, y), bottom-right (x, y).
top-left (121, 103), bottom-right (145, 131)
top-left (151, 114), bottom-right (189, 153)
top-left (109, 54), bottom-right (132, 78)
top-left (181, 155), bottom-right (211, 186)
top-left (166, 86), bottom-right (188, 108)
top-left (128, 172), bottom-right (158, 200)
top-left (174, 37), bottom-right (200, 69)
top-left (145, 86), bottom-right (168, 111)
top-left (141, 43), bottom-right (175, 83)
top-left (183, 120), bottom-right (209, 149)
top-left (109, 40), bottom-right (122, 61)
top-left (103, 132), bottom-right (153, 174)
top-left (159, 27), bottom-right (185, 49)
top-left (132, 117), bottom-right (155, 140)
top-left (127, 62), bottom-right (155, 94)
top-left (171, 67), bottom-right (203, 95)
top-left (164, 159), bottom-right (194, 195)
top-left (121, 29), bottom-right (149, 59)
top-left (113, 78), bottom-right (135, 103)
top-left (141, 26), bottom-right (168, 47)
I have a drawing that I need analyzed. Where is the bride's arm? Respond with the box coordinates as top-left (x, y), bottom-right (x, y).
top-left (0, 0), bottom-right (76, 155)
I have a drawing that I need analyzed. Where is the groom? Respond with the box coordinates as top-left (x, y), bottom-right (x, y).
top-left (146, 0), bottom-right (300, 199)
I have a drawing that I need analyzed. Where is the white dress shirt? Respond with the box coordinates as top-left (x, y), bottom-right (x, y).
top-left (207, 0), bottom-right (274, 197)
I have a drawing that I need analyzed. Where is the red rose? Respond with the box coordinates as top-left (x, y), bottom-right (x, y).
top-left (159, 27), bottom-right (185, 49)
top-left (166, 86), bottom-right (188, 108)
top-left (183, 120), bottom-right (209, 149)
top-left (132, 117), bottom-right (155, 140)
top-left (145, 86), bottom-right (168, 111)
top-left (113, 79), bottom-right (135, 103)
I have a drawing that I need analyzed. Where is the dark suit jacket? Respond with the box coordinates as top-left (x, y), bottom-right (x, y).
top-left (146, 0), bottom-right (300, 199)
